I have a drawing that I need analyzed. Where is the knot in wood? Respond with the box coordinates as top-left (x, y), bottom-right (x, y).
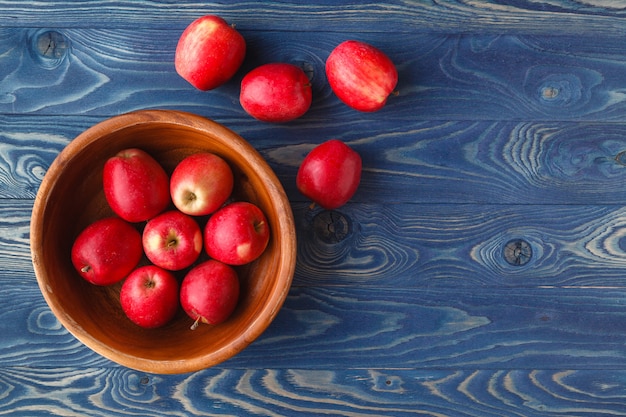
top-left (503, 239), bottom-right (532, 266)
top-left (615, 150), bottom-right (626, 166)
top-left (541, 86), bottom-right (559, 100)
top-left (312, 210), bottom-right (351, 244)
top-left (32, 30), bottom-right (69, 68)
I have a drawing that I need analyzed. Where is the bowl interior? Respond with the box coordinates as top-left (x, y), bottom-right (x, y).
top-left (30, 110), bottom-right (296, 374)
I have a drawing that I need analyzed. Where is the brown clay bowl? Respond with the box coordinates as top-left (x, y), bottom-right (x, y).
top-left (30, 109), bottom-right (296, 374)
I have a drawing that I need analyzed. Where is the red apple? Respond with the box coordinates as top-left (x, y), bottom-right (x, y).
top-left (142, 210), bottom-right (203, 271)
top-left (170, 152), bottom-right (234, 216)
top-left (120, 265), bottom-right (180, 328)
top-left (240, 63), bottom-right (312, 123)
top-left (103, 148), bottom-right (170, 223)
top-left (175, 15), bottom-right (246, 91)
top-left (325, 40), bottom-right (398, 112)
top-left (204, 202), bottom-right (270, 265)
top-left (296, 139), bottom-right (362, 209)
top-left (71, 217), bottom-right (142, 286)
top-left (180, 260), bottom-right (240, 327)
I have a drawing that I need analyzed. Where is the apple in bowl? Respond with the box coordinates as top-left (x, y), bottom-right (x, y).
top-left (103, 148), bottom-right (170, 223)
top-left (71, 217), bottom-right (143, 286)
top-left (120, 265), bottom-right (180, 329)
top-left (180, 260), bottom-right (240, 329)
top-left (170, 152), bottom-right (234, 216)
top-left (204, 201), bottom-right (271, 265)
top-left (142, 210), bottom-right (203, 271)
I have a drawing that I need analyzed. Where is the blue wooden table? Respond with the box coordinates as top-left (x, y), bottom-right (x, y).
top-left (4, 1), bottom-right (626, 415)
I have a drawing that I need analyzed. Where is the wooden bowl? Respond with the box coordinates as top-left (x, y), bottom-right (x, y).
top-left (30, 110), bottom-right (297, 374)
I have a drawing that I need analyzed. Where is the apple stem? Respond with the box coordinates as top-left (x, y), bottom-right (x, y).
top-left (391, 90), bottom-right (400, 97)
top-left (190, 316), bottom-right (201, 330)
top-left (309, 201), bottom-right (317, 210)
top-left (81, 265), bottom-right (91, 273)
top-left (254, 220), bottom-right (265, 233)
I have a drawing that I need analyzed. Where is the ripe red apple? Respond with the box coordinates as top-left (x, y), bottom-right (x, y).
top-left (103, 148), bottom-right (170, 223)
top-left (204, 202), bottom-right (270, 265)
top-left (142, 210), bottom-right (203, 271)
top-left (170, 152), bottom-right (234, 216)
top-left (296, 139), bottom-right (362, 209)
top-left (71, 217), bottom-right (143, 286)
top-left (120, 265), bottom-right (180, 328)
top-left (180, 260), bottom-right (240, 328)
top-left (240, 63), bottom-right (312, 123)
top-left (325, 40), bottom-right (398, 112)
top-left (175, 15), bottom-right (246, 91)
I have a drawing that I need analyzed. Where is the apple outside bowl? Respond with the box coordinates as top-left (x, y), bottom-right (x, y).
top-left (30, 109), bottom-right (297, 374)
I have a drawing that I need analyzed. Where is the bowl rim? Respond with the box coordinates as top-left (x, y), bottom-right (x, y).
top-left (30, 109), bottom-right (297, 374)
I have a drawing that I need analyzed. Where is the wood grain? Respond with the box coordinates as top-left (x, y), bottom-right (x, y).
top-left (3, 367), bottom-right (625, 416)
top-left (6, 29), bottom-right (626, 123)
top-left (10, 199), bottom-right (626, 291)
top-left (262, 120), bottom-right (626, 205)
top-left (294, 203), bottom-right (626, 287)
top-left (0, 200), bottom-right (33, 279)
top-left (6, 115), bottom-right (626, 206)
top-left (6, 281), bottom-right (626, 370)
top-left (1, 0), bottom-right (626, 37)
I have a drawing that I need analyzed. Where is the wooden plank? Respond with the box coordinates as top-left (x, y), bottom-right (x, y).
top-left (0, 200), bottom-right (32, 278)
top-left (1, 0), bottom-right (626, 37)
top-left (2, 367), bottom-right (626, 416)
top-left (5, 282), bottom-right (626, 370)
top-left (2, 28), bottom-right (408, 118)
top-left (8, 198), bottom-right (626, 288)
top-left (5, 29), bottom-right (626, 122)
top-left (294, 203), bottom-right (626, 287)
top-left (265, 120), bottom-right (626, 205)
top-left (229, 286), bottom-right (626, 370)
top-left (6, 114), bottom-right (626, 205)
